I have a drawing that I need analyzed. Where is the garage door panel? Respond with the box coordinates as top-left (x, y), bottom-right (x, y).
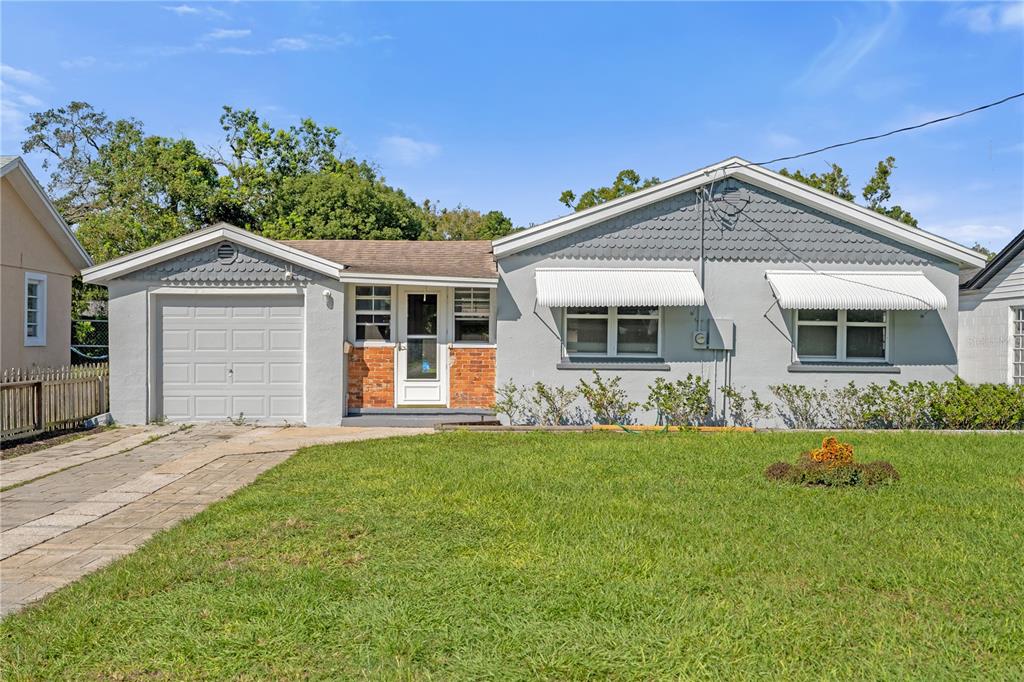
top-left (163, 363), bottom-right (190, 384)
top-left (195, 329), bottom-right (228, 351)
top-left (231, 363), bottom-right (265, 383)
top-left (269, 362), bottom-right (302, 383)
top-left (269, 395), bottom-right (303, 417)
top-left (194, 363), bottom-right (229, 384)
top-left (163, 329), bottom-right (191, 351)
top-left (163, 396), bottom-right (192, 419)
top-left (160, 295), bottom-right (304, 423)
top-left (231, 329), bottom-right (266, 351)
top-left (269, 329), bottom-right (302, 351)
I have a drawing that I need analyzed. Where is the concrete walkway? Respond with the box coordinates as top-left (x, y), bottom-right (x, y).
top-left (0, 423), bottom-right (429, 617)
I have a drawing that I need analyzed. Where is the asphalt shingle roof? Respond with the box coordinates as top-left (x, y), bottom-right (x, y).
top-left (282, 239), bottom-right (497, 280)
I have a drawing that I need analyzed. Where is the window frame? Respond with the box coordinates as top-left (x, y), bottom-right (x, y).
top-left (24, 272), bottom-right (47, 347)
top-left (794, 309), bottom-right (889, 363)
top-left (452, 287), bottom-right (494, 346)
top-left (353, 285), bottom-right (394, 345)
top-left (562, 306), bottom-right (662, 358)
top-left (1013, 307), bottom-right (1023, 386)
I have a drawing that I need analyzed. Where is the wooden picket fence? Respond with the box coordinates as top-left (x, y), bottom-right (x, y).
top-left (1, 363), bottom-right (109, 442)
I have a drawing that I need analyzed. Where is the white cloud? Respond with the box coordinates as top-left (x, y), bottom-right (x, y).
top-left (60, 56), bottom-right (98, 69)
top-left (204, 28), bottom-right (251, 40)
top-left (272, 37), bottom-right (309, 52)
top-left (1, 64), bottom-right (48, 147)
top-left (378, 135), bottom-right (440, 166)
top-left (162, 4), bottom-right (228, 19)
top-left (946, 3), bottom-right (1024, 33)
top-left (932, 221), bottom-right (1018, 249)
top-left (0, 64), bottom-right (47, 86)
top-left (792, 4), bottom-right (900, 92)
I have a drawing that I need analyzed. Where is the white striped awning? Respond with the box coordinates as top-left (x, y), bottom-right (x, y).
top-left (765, 270), bottom-right (947, 310)
top-left (535, 268), bottom-right (705, 307)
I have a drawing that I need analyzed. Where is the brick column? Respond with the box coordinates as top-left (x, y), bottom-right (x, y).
top-left (449, 347), bottom-right (496, 409)
top-left (347, 346), bottom-right (395, 408)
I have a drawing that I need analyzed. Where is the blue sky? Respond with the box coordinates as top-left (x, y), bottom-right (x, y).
top-left (2, 1), bottom-right (1022, 250)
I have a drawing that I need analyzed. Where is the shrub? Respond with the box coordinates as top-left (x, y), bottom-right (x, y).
top-left (531, 382), bottom-right (582, 426)
top-left (764, 436), bottom-right (898, 488)
top-left (577, 371), bottom-right (638, 425)
top-left (768, 384), bottom-right (830, 428)
top-left (493, 380), bottom-right (533, 425)
top-left (644, 375), bottom-right (712, 426)
top-left (721, 385), bottom-right (774, 428)
top-left (859, 381), bottom-right (934, 429)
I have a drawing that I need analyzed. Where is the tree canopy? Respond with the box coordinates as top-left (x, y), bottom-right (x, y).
top-left (779, 156), bottom-right (919, 227)
top-left (22, 101), bottom-right (514, 262)
top-left (560, 169), bottom-right (661, 212)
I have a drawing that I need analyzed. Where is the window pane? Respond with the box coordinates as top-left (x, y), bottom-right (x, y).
top-left (847, 326), bottom-right (885, 358)
top-left (355, 286), bottom-right (374, 296)
top-left (566, 317), bottom-right (608, 354)
top-left (618, 306), bottom-right (658, 317)
top-left (27, 282), bottom-right (38, 298)
top-left (798, 309), bottom-right (838, 322)
top-left (848, 310), bottom-right (885, 323)
top-left (617, 318), bottom-right (658, 354)
top-left (355, 298), bottom-right (374, 311)
top-left (407, 294), bottom-right (437, 335)
top-left (373, 286), bottom-right (391, 297)
top-left (455, 319), bottom-right (489, 343)
top-left (567, 307), bottom-right (607, 316)
top-left (356, 323), bottom-right (390, 341)
top-left (454, 288), bottom-right (490, 315)
top-left (406, 338), bottom-right (438, 379)
top-left (797, 325), bottom-right (837, 357)
top-left (26, 324), bottom-right (37, 337)
top-left (26, 311), bottom-right (37, 324)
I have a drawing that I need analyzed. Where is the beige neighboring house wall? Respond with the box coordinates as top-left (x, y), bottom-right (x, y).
top-left (0, 157), bottom-right (92, 371)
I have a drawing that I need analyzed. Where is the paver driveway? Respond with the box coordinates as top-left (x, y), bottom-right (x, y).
top-left (0, 423), bottom-right (429, 616)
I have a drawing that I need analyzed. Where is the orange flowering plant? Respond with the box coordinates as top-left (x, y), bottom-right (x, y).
top-left (808, 436), bottom-right (854, 467)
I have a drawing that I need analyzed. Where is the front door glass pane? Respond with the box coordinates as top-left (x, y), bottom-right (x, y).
top-left (406, 338), bottom-right (438, 379)
top-left (407, 294), bottom-right (437, 335)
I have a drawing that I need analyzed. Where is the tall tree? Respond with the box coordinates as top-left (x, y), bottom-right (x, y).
top-left (419, 202), bottom-right (516, 240)
top-left (780, 157), bottom-right (918, 227)
top-left (560, 169), bottom-right (661, 212)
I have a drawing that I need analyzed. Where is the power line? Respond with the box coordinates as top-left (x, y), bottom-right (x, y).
top-left (739, 91), bottom-right (1024, 168)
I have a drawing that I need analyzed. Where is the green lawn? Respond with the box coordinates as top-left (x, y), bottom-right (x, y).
top-left (2, 432), bottom-right (1022, 680)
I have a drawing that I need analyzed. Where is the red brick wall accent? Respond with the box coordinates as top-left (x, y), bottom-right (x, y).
top-left (449, 347), bottom-right (496, 409)
top-left (347, 346), bottom-right (395, 409)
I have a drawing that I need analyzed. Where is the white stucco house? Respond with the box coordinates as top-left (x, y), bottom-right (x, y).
top-left (83, 157), bottom-right (990, 426)
top-left (958, 230), bottom-right (1024, 385)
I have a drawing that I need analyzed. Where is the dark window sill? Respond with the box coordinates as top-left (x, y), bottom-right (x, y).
top-left (788, 362), bottom-right (900, 374)
top-left (557, 357), bottom-right (670, 371)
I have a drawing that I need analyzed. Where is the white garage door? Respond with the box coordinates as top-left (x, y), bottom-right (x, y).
top-left (159, 295), bottom-right (304, 422)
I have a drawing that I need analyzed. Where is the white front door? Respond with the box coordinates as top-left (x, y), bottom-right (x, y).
top-left (396, 288), bottom-right (448, 406)
top-left (159, 294), bottom-right (305, 422)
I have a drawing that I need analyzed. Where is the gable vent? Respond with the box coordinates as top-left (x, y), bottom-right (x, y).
top-left (216, 242), bottom-right (237, 264)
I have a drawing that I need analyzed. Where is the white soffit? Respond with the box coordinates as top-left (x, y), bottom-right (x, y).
top-left (765, 270), bottom-right (948, 311)
top-left (535, 268), bottom-right (705, 307)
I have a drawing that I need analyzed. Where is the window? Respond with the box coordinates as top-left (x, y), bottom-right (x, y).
top-left (565, 306), bottom-right (660, 357)
top-left (1014, 308), bottom-right (1023, 385)
top-left (355, 286), bottom-right (391, 341)
top-left (795, 309), bottom-right (886, 362)
top-left (453, 288), bottom-right (491, 343)
top-left (24, 272), bottom-right (47, 346)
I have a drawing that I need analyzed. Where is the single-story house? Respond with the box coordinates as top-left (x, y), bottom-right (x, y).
top-left (1, 156), bottom-right (93, 372)
top-left (958, 229), bottom-right (1024, 384)
top-left (83, 157), bottom-right (988, 425)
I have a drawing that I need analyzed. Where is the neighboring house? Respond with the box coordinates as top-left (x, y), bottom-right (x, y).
top-left (1, 156), bottom-right (93, 372)
top-left (84, 157), bottom-right (986, 426)
top-left (958, 230), bottom-right (1024, 384)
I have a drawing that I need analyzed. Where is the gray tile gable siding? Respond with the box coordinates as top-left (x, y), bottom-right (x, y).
top-left (124, 243), bottom-right (313, 285)
top-left (518, 180), bottom-right (933, 266)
